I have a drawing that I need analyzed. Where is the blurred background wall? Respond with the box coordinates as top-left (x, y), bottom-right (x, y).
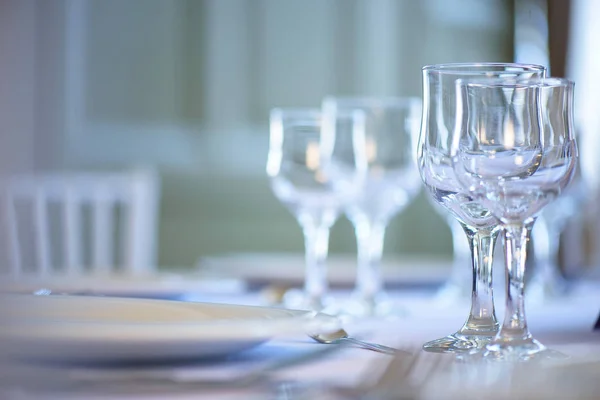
top-left (0, 0), bottom-right (527, 268)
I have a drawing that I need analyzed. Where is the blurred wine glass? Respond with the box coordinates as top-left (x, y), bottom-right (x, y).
top-left (322, 97), bottom-right (421, 317)
top-left (267, 108), bottom-right (365, 311)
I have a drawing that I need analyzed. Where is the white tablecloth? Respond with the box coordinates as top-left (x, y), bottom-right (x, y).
top-left (2, 283), bottom-right (600, 399)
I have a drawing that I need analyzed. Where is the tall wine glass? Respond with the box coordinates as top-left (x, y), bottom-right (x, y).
top-left (418, 63), bottom-right (546, 353)
top-left (452, 77), bottom-right (577, 360)
top-left (267, 108), bottom-right (365, 311)
top-left (322, 97), bottom-right (421, 316)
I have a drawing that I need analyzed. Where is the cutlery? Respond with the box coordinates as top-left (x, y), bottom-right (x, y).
top-left (308, 329), bottom-right (406, 355)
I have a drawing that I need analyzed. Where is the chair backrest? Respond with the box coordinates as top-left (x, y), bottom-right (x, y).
top-left (0, 169), bottom-right (160, 277)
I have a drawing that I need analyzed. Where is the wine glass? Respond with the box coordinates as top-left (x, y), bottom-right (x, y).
top-left (322, 97), bottom-right (422, 316)
top-left (418, 63), bottom-right (546, 353)
top-left (267, 108), bottom-right (366, 311)
top-left (451, 77), bottom-right (577, 360)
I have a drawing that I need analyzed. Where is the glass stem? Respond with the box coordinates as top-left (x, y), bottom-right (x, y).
top-left (302, 223), bottom-right (331, 306)
top-left (459, 225), bottom-right (500, 335)
top-left (499, 221), bottom-right (534, 341)
top-left (354, 220), bottom-right (386, 301)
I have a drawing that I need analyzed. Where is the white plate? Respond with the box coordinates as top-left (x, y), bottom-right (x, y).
top-left (0, 295), bottom-right (340, 363)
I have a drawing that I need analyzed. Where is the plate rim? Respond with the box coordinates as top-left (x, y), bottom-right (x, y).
top-left (0, 294), bottom-right (338, 343)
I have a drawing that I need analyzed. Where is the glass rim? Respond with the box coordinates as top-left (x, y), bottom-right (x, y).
top-left (457, 76), bottom-right (574, 89)
top-left (322, 95), bottom-right (421, 109)
top-left (422, 62), bottom-right (546, 75)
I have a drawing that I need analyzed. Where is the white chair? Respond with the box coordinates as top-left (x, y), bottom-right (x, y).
top-left (0, 168), bottom-right (160, 277)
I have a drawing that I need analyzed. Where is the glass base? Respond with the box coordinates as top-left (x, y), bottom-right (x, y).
top-left (470, 337), bottom-right (568, 362)
top-left (423, 332), bottom-right (493, 353)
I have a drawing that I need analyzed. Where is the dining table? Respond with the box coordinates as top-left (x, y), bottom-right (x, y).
top-left (1, 256), bottom-right (599, 400)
